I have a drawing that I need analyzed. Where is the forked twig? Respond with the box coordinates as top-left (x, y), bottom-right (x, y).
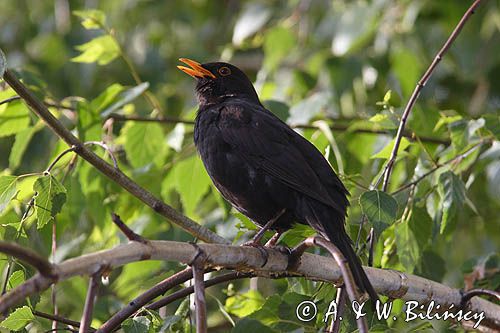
top-left (376, 0), bottom-right (483, 191)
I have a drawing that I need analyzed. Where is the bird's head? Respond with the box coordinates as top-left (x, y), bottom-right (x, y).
top-left (177, 58), bottom-right (260, 106)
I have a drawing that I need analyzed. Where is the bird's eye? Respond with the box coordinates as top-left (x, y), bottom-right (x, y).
top-left (218, 66), bottom-right (231, 76)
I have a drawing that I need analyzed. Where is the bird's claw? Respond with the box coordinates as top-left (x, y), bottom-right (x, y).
top-left (241, 241), bottom-right (269, 267)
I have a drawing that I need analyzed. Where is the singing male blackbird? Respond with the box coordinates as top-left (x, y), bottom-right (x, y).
top-left (178, 58), bottom-right (377, 302)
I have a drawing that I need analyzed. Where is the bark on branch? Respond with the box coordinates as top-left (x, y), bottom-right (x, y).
top-left (0, 241), bottom-right (498, 330)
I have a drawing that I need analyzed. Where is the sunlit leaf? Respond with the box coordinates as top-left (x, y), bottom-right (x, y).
top-left (122, 121), bottom-right (164, 168)
top-left (7, 270), bottom-right (25, 291)
top-left (73, 9), bottom-right (106, 29)
top-left (226, 290), bottom-right (265, 317)
top-left (371, 137), bottom-right (411, 159)
top-left (90, 83), bottom-right (124, 112)
top-left (360, 190), bottom-right (398, 235)
top-left (438, 171), bottom-right (466, 235)
top-left (100, 82), bottom-right (149, 117)
top-left (0, 175), bottom-right (18, 214)
top-left (173, 155), bottom-right (211, 217)
top-left (33, 174), bottom-right (67, 228)
top-left (0, 101), bottom-right (30, 137)
top-left (71, 35), bottom-right (120, 65)
top-left (0, 306), bottom-right (35, 331)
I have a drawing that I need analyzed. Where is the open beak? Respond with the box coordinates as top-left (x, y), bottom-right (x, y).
top-left (177, 58), bottom-right (216, 79)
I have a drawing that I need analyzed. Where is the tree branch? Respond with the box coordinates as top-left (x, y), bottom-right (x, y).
top-left (79, 273), bottom-right (100, 333)
top-left (0, 241), bottom-right (56, 279)
top-left (2, 69), bottom-right (228, 245)
top-left (108, 114), bottom-right (450, 145)
top-left (1, 241), bottom-right (497, 330)
top-left (96, 267), bottom-right (194, 332)
top-left (377, 0), bottom-right (483, 191)
top-left (33, 310), bottom-right (95, 332)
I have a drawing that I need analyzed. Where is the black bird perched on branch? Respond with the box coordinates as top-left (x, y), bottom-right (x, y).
top-left (178, 58), bottom-right (377, 303)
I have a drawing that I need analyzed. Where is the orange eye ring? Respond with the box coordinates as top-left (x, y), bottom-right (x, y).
top-left (218, 66), bottom-right (231, 76)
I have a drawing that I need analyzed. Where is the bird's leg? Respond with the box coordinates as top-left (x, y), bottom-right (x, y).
top-left (264, 231), bottom-right (282, 247)
top-left (241, 209), bottom-right (286, 267)
top-left (243, 208), bottom-right (286, 247)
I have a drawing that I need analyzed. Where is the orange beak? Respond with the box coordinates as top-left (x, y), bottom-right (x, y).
top-left (177, 58), bottom-right (216, 79)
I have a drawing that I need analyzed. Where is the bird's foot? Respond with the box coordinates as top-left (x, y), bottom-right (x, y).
top-left (241, 241), bottom-right (269, 267)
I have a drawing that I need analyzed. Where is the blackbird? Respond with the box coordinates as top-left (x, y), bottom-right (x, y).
top-left (178, 58), bottom-right (377, 302)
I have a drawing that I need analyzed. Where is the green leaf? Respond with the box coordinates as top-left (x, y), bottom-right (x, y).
top-left (0, 47), bottom-right (6, 78)
top-left (122, 121), bottom-right (164, 168)
top-left (371, 137), bottom-right (411, 159)
top-left (7, 270), bottom-right (25, 291)
top-left (122, 316), bottom-right (152, 333)
top-left (263, 26), bottom-right (296, 69)
top-left (232, 318), bottom-right (277, 333)
top-left (0, 100), bottom-right (30, 137)
top-left (71, 35), bottom-right (120, 65)
top-left (394, 222), bottom-right (419, 273)
top-left (173, 155), bottom-right (211, 217)
top-left (448, 119), bottom-right (468, 154)
top-left (409, 206), bottom-right (433, 250)
top-left (438, 171), bottom-right (466, 235)
top-left (359, 190), bottom-right (398, 235)
top-left (226, 290), bottom-right (265, 317)
top-left (280, 224), bottom-right (316, 247)
top-left (73, 9), bottom-right (106, 29)
top-left (33, 174), bottom-right (67, 228)
top-left (90, 83), bottom-right (124, 112)
top-left (9, 126), bottom-right (36, 170)
top-left (100, 82), bottom-right (150, 117)
top-left (0, 306), bottom-right (34, 331)
top-left (0, 175), bottom-right (18, 214)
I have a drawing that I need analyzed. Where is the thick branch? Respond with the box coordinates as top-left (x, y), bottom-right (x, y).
top-left (378, 0), bottom-right (482, 191)
top-left (0, 241), bottom-right (56, 278)
top-left (2, 69), bottom-right (228, 245)
top-left (0, 241), bottom-right (498, 330)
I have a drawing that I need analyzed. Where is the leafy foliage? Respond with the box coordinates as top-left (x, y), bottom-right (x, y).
top-left (0, 1), bottom-right (499, 332)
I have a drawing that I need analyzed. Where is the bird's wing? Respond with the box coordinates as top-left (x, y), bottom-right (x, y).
top-left (217, 102), bottom-right (347, 214)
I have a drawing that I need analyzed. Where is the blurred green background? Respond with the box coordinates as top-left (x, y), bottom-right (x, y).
top-left (0, 0), bottom-right (499, 332)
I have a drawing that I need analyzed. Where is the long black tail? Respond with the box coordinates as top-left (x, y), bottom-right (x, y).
top-left (333, 232), bottom-right (379, 305)
top-left (303, 200), bottom-right (378, 305)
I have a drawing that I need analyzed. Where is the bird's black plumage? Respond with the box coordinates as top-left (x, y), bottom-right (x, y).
top-left (179, 59), bottom-right (377, 302)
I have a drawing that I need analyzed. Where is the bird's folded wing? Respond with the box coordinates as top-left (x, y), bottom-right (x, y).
top-left (218, 103), bottom-right (346, 214)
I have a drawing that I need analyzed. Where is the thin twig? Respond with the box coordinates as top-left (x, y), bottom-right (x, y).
top-left (96, 267), bottom-right (194, 333)
top-left (108, 114), bottom-right (450, 145)
top-left (110, 213), bottom-right (147, 243)
top-left (392, 140), bottom-right (487, 194)
top-left (3, 69), bottom-right (228, 245)
top-left (0, 95), bottom-right (21, 106)
top-left (376, 0), bottom-right (483, 191)
top-left (79, 273), bottom-right (100, 333)
top-left (146, 271), bottom-right (252, 310)
top-left (33, 310), bottom-right (95, 332)
top-left (461, 289), bottom-right (500, 308)
top-left (191, 250), bottom-right (208, 333)
top-left (329, 288), bottom-right (347, 333)
top-left (289, 236), bottom-right (368, 333)
top-left (0, 242), bottom-right (56, 278)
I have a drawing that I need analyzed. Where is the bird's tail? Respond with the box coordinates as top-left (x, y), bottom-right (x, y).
top-left (332, 232), bottom-right (379, 306)
top-left (304, 200), bottom-right (378, 306)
